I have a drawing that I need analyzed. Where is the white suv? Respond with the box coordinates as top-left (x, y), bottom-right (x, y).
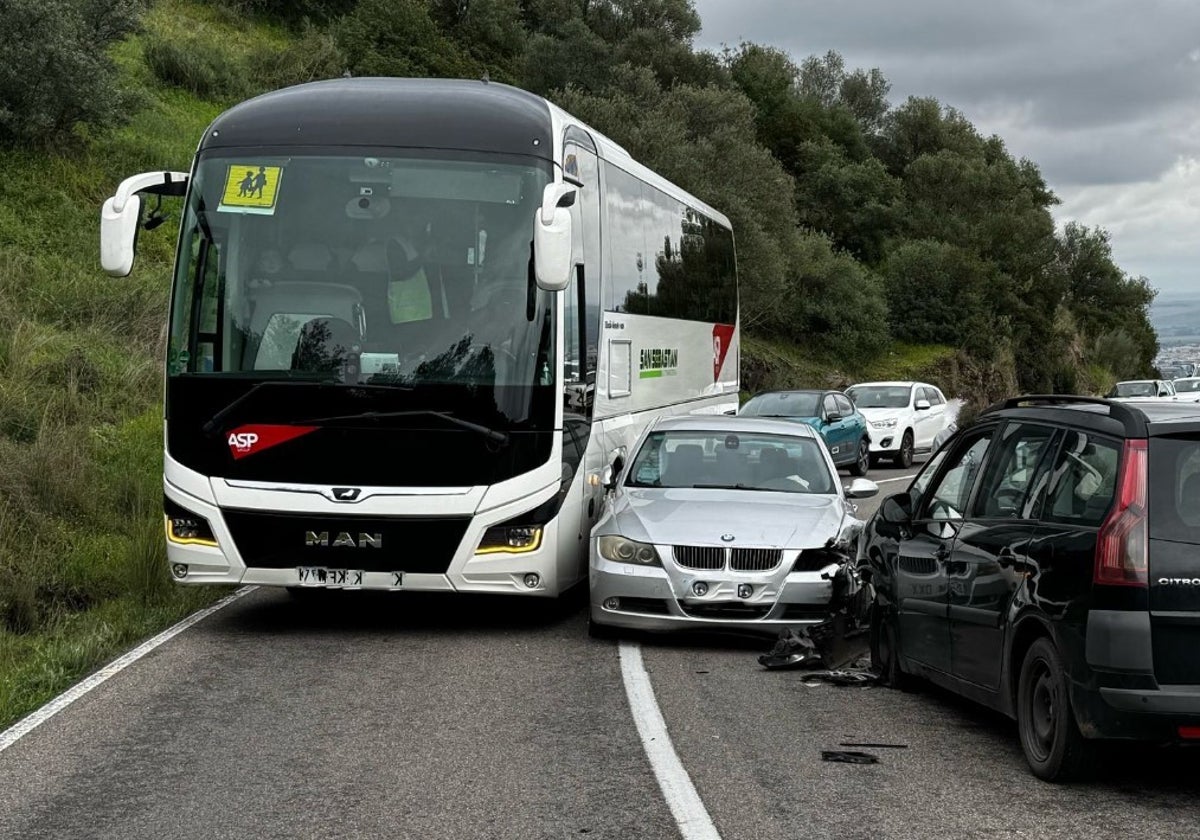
top-left (1106, 379), bottom-right (1178, 401)
top-left (845, 380), bottom-right (949, 468)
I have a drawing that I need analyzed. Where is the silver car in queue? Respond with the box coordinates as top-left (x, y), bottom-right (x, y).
top-left (588, 415), bottom-right (879, 637)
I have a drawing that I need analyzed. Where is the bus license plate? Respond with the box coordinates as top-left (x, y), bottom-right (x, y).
top-left (296, 567), bottom-right (363, 587)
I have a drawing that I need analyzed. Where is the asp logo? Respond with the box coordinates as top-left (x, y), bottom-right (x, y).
top-left (228, 431), bottom-right (259, 453)
top-left (226, 424), bottom-right (318, 460)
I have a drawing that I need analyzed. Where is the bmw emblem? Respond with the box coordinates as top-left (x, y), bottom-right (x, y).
top-left (721, 533), bottom-right (735, 542)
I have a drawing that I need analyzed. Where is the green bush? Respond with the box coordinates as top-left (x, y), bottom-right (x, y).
top-left (336, 0), bottom-right (481, 79)
top-left (250, 22), bottom-right (348, 89)
top-left (0, 0), bottom-right (143, 147)
top-left (143, 32), bottom-right (252, 101)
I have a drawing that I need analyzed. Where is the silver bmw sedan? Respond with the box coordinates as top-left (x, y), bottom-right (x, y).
top-left (589, 415), bottom-right (879, 637)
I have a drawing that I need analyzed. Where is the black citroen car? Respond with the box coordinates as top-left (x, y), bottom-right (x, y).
top-left (861, 395), bottom-right (1200, 781)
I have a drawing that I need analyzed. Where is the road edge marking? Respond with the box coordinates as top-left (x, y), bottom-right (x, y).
top-left (873, 474), bottom-right (919, 484)
top-left (619, 641), bottom-right (722, 840)
top-left (0, 586), bottom-right (256, 755)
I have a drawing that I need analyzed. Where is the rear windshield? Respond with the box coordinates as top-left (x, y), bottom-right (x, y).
top-left (740, 392), bottom-right (820, 418)
top-left (1149, 437), bottom-right (1200, 542)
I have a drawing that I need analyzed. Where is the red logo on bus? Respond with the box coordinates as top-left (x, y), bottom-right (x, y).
top-left (226, 424), bottom-right (317, 459)
top-left (713, 324), bottom-right (735, 381)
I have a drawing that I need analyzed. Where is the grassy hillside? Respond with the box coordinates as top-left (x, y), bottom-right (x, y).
top-left (0, 2), bottom-right (237, 729)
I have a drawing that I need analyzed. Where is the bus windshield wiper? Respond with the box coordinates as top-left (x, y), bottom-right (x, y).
top-left (200, 379), bottom-right (412, 436)
top-left (296, 408), bottom-right (509, 446)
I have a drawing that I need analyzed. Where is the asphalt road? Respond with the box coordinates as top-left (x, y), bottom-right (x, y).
top-left (3, 458), bottom-right (1199, 839)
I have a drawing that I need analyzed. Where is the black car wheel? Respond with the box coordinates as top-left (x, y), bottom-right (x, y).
top-left (895, 430), bottom-right (914, 469)
top-left (848, 437), bottom-right (870, 477)
top-left (870, 606), bottom-right (909, 689)
top-left (1017, 638), bottom-right (1092, 781)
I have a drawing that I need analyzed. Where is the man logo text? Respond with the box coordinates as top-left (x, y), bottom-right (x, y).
top-left (305, 531), bottom-right (383, 548)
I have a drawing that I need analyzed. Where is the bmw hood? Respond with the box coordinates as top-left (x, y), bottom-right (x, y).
top-left (604, 488), bottom-right (848, 549)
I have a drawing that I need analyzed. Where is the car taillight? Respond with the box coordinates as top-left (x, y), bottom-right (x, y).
top-left (1094, 439), bottom-right (1148, 587)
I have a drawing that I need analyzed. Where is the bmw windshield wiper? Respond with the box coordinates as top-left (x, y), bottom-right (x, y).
top-left (200, 379), bottom-right (412, 436)
top-left (295, 408), bottom-right (509, 446)
top-left (690, 483), bottom-right (808, 493)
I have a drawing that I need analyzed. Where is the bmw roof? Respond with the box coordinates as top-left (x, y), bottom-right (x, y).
top-left (648, 414), bottom-right (819, 438)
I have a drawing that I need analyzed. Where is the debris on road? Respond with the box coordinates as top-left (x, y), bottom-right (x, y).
top-left (758, 626), bottom-right (826, 670)
top-left (840, 742), bottom-right (908, 749)
top-left (821, 750), bottom-right (879, 765)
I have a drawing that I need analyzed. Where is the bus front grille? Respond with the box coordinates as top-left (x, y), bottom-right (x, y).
top-left (222, 510), bottom-right (469, 574)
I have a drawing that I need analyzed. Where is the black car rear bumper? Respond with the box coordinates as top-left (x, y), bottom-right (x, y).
top-left (1099, 686), bottom-right (1200, 716)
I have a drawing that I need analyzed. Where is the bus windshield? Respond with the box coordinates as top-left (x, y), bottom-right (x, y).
top-left (168, 150), bottom-right (555, 418)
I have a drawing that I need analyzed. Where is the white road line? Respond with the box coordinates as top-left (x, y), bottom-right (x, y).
top-left (0, 586), bottom-right (255, 755)
top-left (874, 474), bottom-right (919, 484)
top-left (619, 642), bottom-right (722, 840)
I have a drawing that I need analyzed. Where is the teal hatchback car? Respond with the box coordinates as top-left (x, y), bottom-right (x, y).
top-left (739, 389), bottom-right (871, 476)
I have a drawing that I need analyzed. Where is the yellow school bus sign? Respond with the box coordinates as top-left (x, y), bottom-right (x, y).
top-left (218, 164), bottom-right (283, 214)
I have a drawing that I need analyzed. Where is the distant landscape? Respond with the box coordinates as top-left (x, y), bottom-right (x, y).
top-left (1150, 292), bottom-right (1200, 366)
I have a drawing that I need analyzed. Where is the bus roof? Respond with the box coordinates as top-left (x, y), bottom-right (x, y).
top-left (198, 77), bottom-right (731, 230)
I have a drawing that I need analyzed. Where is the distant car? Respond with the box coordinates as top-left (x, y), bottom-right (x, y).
top-left (1161, 366), bottom-right (1188, 380)
top-left (1173, 377), bottom-right (1200, 401)
top-left (739, 389), bottom-right (872, 476)
top-left (845, 381), bottom-right (950, 468)
top-left (1106, 379), bottom-right (1178, 401)
top-left (589, 415), bottom-right (878, 637)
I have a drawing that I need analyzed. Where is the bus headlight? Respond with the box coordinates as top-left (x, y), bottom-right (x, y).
top-left (164, 497), bottom-right (218, 547)
top-left (477, 525), bottom-right (543, 554)
top-left (597, 535), bottom-right (659, 565)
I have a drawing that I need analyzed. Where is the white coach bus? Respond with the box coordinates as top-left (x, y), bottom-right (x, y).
top-left (99, 78), bottom-right (739, 598)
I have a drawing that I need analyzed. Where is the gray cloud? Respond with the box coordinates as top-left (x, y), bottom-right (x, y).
top-left (691, 0), bottom-right (1200, 290)
top-left (692, 0), bottom-right (1200, 185)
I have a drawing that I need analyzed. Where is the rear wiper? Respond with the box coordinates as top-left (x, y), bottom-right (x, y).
top-left (200, 380), bottom-right (412, 436)
top-left (295, 408), bottom-right (509, 446)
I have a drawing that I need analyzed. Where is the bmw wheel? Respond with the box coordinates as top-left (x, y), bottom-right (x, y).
top-left (1017, 638), bottom-right (1092, 781)
top-left (895, 430), bottom-right (914, 469)
top-left (848, 437), bottom-right (870, 477)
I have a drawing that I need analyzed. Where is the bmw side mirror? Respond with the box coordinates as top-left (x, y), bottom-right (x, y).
top-left (601, 464), bottom-right (617, 491)
top-left (845, 478), bottom-right (879, 499)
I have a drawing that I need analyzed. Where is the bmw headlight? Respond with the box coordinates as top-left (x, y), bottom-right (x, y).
top-left (871, 418), bottom-right (898, 429)
top-left (597, 535), bottom-right (660, 565)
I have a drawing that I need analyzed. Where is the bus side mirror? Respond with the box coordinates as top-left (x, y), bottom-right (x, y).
top-left (100, 193), bottom-right (142, 276)
top-left (99, 170), bottom-right (189, 277)
top-left (533, 183), bottom-right (576, 292)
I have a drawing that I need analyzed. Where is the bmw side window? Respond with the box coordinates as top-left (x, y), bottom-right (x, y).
top-left (1040, 432), bottom-right (1120, 526)
top-left (968, 423), bottom-right (1056, 519)
top-left (921, 432), bottom-right (993, 521)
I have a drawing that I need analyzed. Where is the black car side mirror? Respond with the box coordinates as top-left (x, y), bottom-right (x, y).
top-left (880, 493), bottom-right (913, 525)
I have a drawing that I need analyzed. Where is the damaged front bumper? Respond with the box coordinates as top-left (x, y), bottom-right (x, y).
top-left (589, 547), bottom-right (862, 634)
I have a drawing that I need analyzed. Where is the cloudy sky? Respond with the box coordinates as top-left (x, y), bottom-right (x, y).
top-left (691, 0), bottom-right (1200, 295)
